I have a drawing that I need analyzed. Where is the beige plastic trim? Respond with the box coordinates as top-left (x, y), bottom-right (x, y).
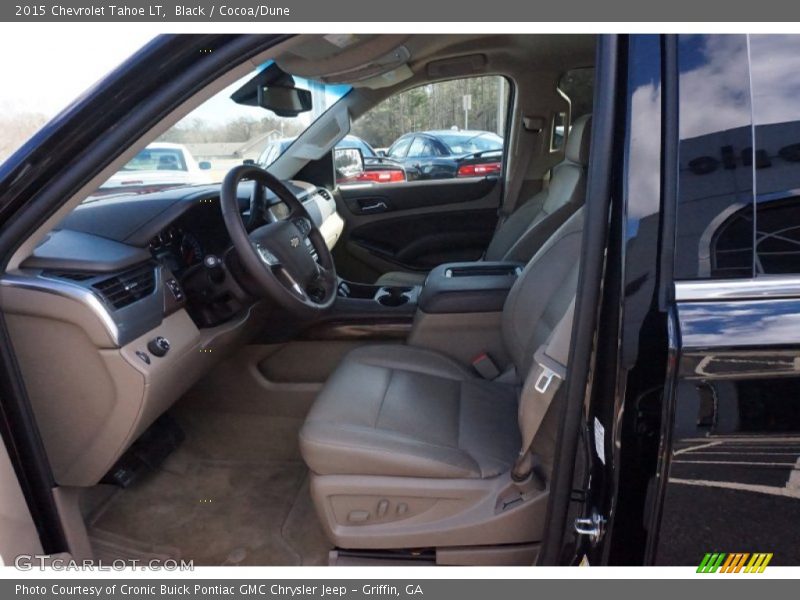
top-left (408, 311), bottom-right (510, 368)
top-left (4, 303), bottom-right (268, 487)
top-left (309, 471), bottom-right (547, 550)
top-left (0, 280), bottom-right (117, 348)
top-left (436, 543), bottom-right (540, 565)
top-left (52, 487), bottom-right (93, 561)
top-left (0, 436), bottom-right (43, 564)
top-left (319, 211), bottom-right (344, 250)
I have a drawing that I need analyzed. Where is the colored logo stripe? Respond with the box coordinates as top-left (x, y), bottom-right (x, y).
top-left (697, 553), bottom-right (772, 573)
top-left (745, 553), bottom-right (773, 573)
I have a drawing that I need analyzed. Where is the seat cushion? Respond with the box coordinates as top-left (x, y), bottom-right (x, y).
top-left (299, 345), bottom-right (520, 479)
top-left (374, 271), bottom-right (428, 287)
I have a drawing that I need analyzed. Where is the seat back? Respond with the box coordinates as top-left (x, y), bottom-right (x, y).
top-left (501, 208), bottom-right (584, 376)
top-left (485, 114), bottom-right (591, 263)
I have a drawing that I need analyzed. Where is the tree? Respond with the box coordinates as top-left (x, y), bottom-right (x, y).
top-left (352, 76), bottom-right (509, 148)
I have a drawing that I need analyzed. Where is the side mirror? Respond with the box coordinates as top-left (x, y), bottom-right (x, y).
top-left (243, 159), bottom-right (255, 166)
top-left (334, 147), bottom-right (365, 183)
top-left (257, 85), bottom-right (312, 117)
top-left (198, 161), bottom-right (212, 170)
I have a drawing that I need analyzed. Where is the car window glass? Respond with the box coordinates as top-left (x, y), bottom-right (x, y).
top-left (407, 137), bottom-right (428, 158)
top-left (388, 138), bottom-right (412, 158)
top-left (551, 112), bottom-right (567, 151)
top-left (352, 75), bottom-right (509, 182)
top-left (674, 34), bottom-right (755, 280)
top-left (749, 34), bottom-right (800, 275)
top-left (259, 144), bottom-right (279, 167)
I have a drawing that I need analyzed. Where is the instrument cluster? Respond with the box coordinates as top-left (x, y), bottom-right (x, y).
top-left (149, 225), bottom-right (204, 273)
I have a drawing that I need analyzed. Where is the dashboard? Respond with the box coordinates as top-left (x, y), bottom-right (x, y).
top-left (11, 179), bottom-right (342, 345)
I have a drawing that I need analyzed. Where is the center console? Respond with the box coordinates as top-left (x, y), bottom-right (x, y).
top-left (417, 261), bottom-right (523, 314)
top-left (303, 261), bottom-right (523, 354)
top-left (337, 280), bottom-right (421, 308)
top-left (408, 261), bottom-right (524, 368)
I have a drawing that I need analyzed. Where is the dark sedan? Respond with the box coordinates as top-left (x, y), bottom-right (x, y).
top-left (384, 130), bottom-right (504, 180)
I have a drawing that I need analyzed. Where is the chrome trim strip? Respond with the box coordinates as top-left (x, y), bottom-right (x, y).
top-left (675, 277), bottom-right (800, 301)
top-left (0, 274), bottom-right (120, 345)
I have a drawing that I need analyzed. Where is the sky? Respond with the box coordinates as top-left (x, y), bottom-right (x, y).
top-left (0, 26), bottom-right (349, 130)
top-left (0, 29), bottom-right (155, 117)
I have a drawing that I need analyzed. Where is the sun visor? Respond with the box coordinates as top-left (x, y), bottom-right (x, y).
top-left (276, 34), bottom-right (410, 81)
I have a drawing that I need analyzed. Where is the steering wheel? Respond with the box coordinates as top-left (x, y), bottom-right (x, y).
top-left (220, 165), bottom-right (337, 317)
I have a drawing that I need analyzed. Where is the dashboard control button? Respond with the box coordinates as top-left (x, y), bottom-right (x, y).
top-left (165, 278), bottom-right (185, 302)
top-left (147, 336), bottom-right (170, 357)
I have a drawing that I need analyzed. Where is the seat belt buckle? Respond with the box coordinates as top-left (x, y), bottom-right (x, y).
top-left (534, 365), bottom-right (560, 394)
top-left (472, 353), bottom-right (500, 380)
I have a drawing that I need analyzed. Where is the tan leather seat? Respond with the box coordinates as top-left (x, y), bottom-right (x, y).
top-left (301, 344), bottom-right (520, 479)
top-left (299, 209), bottom-right (584, 550)
top-left (375, 114), bottom-right (591, 287)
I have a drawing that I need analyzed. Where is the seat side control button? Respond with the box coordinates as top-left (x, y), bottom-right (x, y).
top-left (135, 351), bottom-right (151, 365)
top-left (377, 499), bottom-right (389, 517)
top-left (347, 510), bottom-right (370, 523)
top-left (147, 336), bottom-right (170, 357)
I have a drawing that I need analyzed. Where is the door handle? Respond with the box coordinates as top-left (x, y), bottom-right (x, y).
top-left (359, 200), bottom-right (388, 213)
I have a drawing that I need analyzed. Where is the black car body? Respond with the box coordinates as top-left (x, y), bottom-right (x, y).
top-left (385, 130), bottom-right (503, 180)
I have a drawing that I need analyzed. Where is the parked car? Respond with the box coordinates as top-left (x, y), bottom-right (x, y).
top-left (90, 142), bottom-right (212, 198)
top-left (257, 134), bottom-right (406, 184)
top-left (384, 130), bottom-right (504, 180)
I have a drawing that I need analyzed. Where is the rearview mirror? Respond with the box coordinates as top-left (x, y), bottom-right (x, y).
top-left (257, 85), bottom-right (312, 117)
top-left (334, 147), bottom-right (365, 183)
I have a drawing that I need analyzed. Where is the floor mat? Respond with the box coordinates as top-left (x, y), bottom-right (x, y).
top-left (89, 528), bottom-right (181, 564)
top-left (87, 408), bottom-right (331, 566)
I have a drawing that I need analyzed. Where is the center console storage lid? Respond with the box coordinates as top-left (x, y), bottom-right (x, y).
top-left (418, 261), bottom-right (524, 314)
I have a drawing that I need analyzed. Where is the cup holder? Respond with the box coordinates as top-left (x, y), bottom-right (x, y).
top-left (375, 286), bottom-right (413, 307)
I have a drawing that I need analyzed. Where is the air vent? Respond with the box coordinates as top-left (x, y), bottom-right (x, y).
top-left (45, 271), bottom-right (95, 282)
top-left (92, 263), bottom-right (156, 310)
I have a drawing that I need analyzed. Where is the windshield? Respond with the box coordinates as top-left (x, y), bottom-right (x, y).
top-left (85, 62), bottom-right (350, 201)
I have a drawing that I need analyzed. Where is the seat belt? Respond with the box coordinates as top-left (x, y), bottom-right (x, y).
top-left (511, 297), bottom-right (575, 482)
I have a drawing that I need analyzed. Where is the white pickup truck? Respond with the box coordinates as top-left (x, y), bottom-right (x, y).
top-left (92, 142), bottom-right (212, 198)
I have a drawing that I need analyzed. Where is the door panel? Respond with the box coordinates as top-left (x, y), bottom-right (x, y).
top-left (654, 297), bottom-right (800, 566)
top-left (334, 177), bottom-right (501, 283)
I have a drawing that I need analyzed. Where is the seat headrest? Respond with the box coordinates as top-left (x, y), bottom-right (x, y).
top-left (566, 114), bottom-right (592, 166)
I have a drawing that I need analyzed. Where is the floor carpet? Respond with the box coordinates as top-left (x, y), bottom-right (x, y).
top-left (86, 407), bottom-right (330, 566)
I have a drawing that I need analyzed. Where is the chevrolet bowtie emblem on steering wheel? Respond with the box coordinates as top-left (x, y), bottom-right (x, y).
top-left (290, 236), bottom-right (300, 248)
